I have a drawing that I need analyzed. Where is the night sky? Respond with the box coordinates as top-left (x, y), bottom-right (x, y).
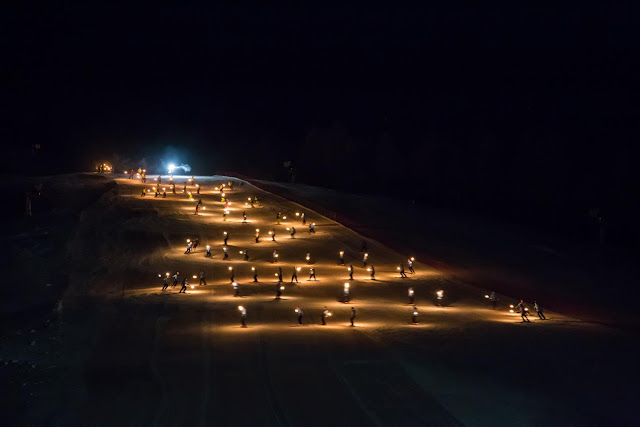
top-left (4, 4), bottom-right (640, 245)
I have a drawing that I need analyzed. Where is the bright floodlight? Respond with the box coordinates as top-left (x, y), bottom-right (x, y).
top-left (168, 163), bottom-right (176, 174)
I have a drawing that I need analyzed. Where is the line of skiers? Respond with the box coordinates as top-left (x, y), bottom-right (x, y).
top-left (237, 305), bottom-right (357, 328)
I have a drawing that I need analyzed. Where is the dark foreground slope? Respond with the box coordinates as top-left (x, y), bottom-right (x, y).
top-left (0, 174), bottom-right (116, 422)
top-left (3, 174), bottom-right (638, 426)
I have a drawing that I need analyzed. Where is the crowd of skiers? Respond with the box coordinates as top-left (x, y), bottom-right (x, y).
top-left (137, 174), bottom-right (549, 327)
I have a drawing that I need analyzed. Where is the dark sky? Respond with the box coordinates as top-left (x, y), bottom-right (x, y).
top-left (4, 4), bottom-right (640, 243)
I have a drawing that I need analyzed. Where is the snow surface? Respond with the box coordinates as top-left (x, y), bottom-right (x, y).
top-left (6, 174), bottom-right (638, 425)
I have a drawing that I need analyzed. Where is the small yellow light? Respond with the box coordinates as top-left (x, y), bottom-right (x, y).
top-left (238, 306), bottom-right (244, 311)
top-left (228, 266), bottom-right (233, 270)
top-left (193, 275), bottom-right (197, 279)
